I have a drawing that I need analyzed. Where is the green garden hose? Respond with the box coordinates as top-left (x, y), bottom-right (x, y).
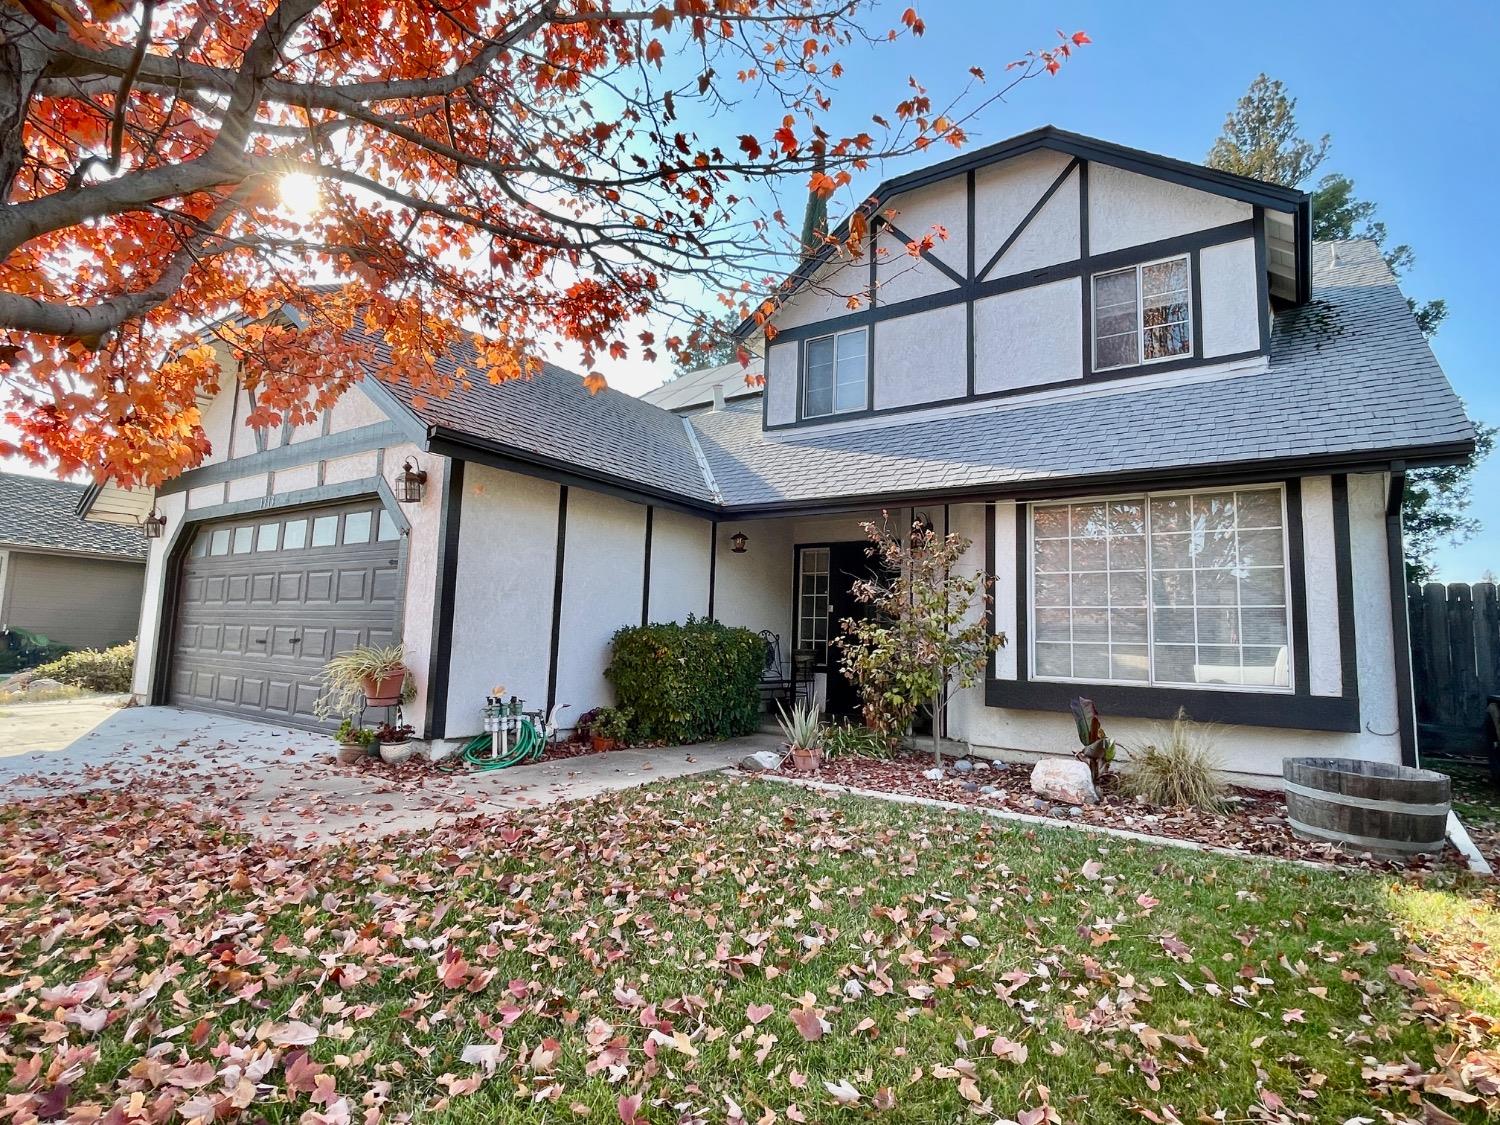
top-left (450, 719), bottom-right (546, 771)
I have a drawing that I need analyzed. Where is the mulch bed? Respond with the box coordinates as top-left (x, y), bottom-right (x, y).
top-left (792, 751), bottom-right (1471, 872)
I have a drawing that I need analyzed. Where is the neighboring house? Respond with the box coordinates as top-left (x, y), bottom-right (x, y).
top-left (638, 357), bottom-right (763, 414)
top-left (92, 127), bottom-right (1475, 783)
top-left (1, 472), bottom-right (147, 651)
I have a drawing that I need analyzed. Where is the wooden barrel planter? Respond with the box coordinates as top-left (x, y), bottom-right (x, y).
top-left (1282, 757), bottom-right (1451, 859)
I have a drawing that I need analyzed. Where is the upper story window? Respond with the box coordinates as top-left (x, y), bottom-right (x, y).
top-left (1093, 256), bottom-right (1191, 371)
top-left (804, 328), bottom-right (867, 418)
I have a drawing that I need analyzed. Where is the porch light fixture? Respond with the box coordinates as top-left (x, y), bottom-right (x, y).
top-left (396, 457), bottom-right (428, 504)
top-left (729, 531), bottom-right (749, 554)
top-left (142, 509), bottom-right (167, 539)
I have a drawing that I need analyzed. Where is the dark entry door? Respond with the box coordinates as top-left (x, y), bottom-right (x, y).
top-left (168, 499), bottom-right (402, 729)
top-left (797, 540), bottom-right (888, 722)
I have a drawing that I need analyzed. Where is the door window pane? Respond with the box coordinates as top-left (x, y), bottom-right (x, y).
top-left (256, 523), bottom-right (279, 552)
top-left (191, 532), bottom-right (209, 558)
top-left (209, 528), bottom-right (231, 556)
top-left (311, 515), bottom-right (338, 547)
top-left (282, 519), bottom-right (308, 549)
top-left (797, 547), bottom-right (831, 661)
top-left (343, 511), bottom-right (372, 544)
top-left (232, 526), bottom-right (253, 554)
top-left (377, 510), bottom-right (400, 541)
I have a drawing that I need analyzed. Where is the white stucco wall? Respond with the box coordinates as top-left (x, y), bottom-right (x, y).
top-left (1199, 238), bottom-right (1262, 357)
top-left (444, 466), bottom-right (562, 736)
top-left (972, 278), bottom-right (1082, 394)
top-left (648, 509), bottom-right (712, 625)
top-left (946, 477), bottom-right (1401, 784)
top-left (712, 518), bottom-right (794, 643)
top-left (1087, 163), bottom-right (1251, 255)
top-left (770, 257), bottom-right (868, 332)
top-left (973, 149), bottom-right (1075, 272)
top-left (552, 488), bottom-right (648, 723)
top-left (765, 341), bottom-right (799, 426)
top-left (989, 166), bottom-right (1080, 278)
top-left (874, 178), bottom-right (967, 307)
top-left (874, 305), bottom-right (967, 409)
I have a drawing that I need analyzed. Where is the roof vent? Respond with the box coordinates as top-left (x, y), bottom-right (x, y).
top-left (712, 383), bottom-right (726, 411)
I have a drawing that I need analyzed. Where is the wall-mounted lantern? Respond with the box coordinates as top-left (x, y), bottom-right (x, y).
top-left (396, 457), bottom-right (428, 504)
top-left (142, 509), bottom-right (167, 539)
top-left (729, 531), bottom-right (749, 554)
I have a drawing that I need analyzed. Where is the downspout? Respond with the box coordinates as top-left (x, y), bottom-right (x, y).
top-left (1385, 465), bottom-right (1419, 767)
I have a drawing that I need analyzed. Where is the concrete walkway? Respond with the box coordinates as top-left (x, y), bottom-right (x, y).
top-left (0, 702), bottom-right (774, 845)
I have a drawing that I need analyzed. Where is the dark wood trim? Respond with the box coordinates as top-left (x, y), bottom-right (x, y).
top-left (984, 502), bottom-right (998, 669)
top-left (641, 504), bottom-right (654, 626)
top-left (965, 170), bottom-right (976, 397)
top-left (707, 521), bottom-right (718, 618)
top-left (978, 157), bottom-right (1079, 282)
top-left (1013, 504), bottom-right (1028, 683)
top-left (545, 485), bottom-right (569, 716)
top-left (423, 459), bottom-right (464, 741)
top-left (984, 676), bottom-right (1361, 732)
top-left (1386, 469), bottom-right (1419, 765)
top-left (882, 220), bottom-right (967, 288)
top-left (771, 217), bottom-right (1258, 433)
top-left (1253, 207), bottom-right (1272, 353)
top-left (1285, 478), bottom-right (1311, 696)
top-left (1331, 475), bottom-right (1360, 709)
top-left (158, 422), bottom-right (403, 495)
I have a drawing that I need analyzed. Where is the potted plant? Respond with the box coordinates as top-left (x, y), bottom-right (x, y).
top-left (334, 719), bottom-right (376, 764)
top-left (777, 699), bottom-right (823, 772)
top-left (314, 643), bottom-right (410, 720)
top-left (588, 706), bottom-right (632, 752)
top-left (375, 721), bottom-right (416, 764)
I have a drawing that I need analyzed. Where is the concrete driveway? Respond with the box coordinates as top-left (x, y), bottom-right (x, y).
top-left (0, 699), bottom-right (772, 844)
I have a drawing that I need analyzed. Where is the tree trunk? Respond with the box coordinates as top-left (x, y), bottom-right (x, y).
top-left (931, 688), bottom-right (942, 767)
top-left (0, 10), bottom-right (51, 205)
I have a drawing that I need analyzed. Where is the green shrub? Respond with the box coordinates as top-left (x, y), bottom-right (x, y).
top-left (821, 721), bottom-right (898, 760)
top-left (605, 617), bottom-right (764, 745)
top-left (0, 628), bottom-right (70, 674)
top-left (32, 641), bottom-right (136, 693)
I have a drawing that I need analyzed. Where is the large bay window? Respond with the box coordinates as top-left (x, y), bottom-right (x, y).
top-left (1030, 486), bottom-right (1291, 691)
top-left (1093, 256), bottom-right (1192, 371)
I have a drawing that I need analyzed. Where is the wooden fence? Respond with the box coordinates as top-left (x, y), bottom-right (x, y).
top-left (1407, 581), bottom-right (1500, 757)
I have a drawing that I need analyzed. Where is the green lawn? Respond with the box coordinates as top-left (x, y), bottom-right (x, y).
top-left (1, 777), bottom-right (1496, 1123)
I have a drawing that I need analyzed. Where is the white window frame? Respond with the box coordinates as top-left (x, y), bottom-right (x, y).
top-left (1091, 254), bottom-right (1193, 373)
top-left (802, 327), bottom-right (869, 418)
top-left (1026, 484), bottom-right (1294, 694)
top-left (796, 546), bottom-right (832, 662)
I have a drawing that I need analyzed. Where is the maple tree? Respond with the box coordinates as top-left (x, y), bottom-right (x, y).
top-left (0, 1), bottom-right (1087, 484)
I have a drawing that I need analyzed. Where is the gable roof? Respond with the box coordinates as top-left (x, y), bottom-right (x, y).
top-left (0, 472), bottom-right (148, 559)
top-left (639, 358), bottom-right (764, 413)
top-left (733, 125), bottom-right (1313, 338)
top-left (686, 239), bottom-right (1472, 510)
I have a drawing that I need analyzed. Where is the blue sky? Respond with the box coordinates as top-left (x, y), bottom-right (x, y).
top-left (771, 0), bottom-right (1497, 579)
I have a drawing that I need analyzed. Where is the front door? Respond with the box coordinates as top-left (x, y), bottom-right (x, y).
top-left (796, 541), bottom-right (887, 722)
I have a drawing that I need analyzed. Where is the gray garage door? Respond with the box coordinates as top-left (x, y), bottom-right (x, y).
top-left (168, 499), bottom-right (402, 729)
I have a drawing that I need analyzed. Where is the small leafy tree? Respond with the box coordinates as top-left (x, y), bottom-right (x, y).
top-left (835, 515), bottom-right (1003, 764)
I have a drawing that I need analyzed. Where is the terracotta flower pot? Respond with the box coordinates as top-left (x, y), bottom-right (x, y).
top-left (590, 735), bottom-right (617, 753)
top-left (379, 740), bottom-right (415, 764)
top-left (789, 745), bottom-right (823, 772)
top-left (362, 669), bottom-right (406, 706)
top-left (336, 742), bottom-right (367, 765)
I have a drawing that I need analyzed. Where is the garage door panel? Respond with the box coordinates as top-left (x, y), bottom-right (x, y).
top-left (169, 499), bottom-right (403, 731)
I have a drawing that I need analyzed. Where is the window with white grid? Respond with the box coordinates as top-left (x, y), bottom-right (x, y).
top-left (1030, 486), bottom-right (1291, 691)
top-left (1093, 255), bottom-right (1192, 371)
top-left (797, 547), bottom-right (831, 660)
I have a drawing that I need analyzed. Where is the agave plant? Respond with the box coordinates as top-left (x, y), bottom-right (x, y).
top-left (776, 700), bottom-right (822, 752)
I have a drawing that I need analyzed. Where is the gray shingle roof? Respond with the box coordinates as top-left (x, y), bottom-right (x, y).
top-left (0, 472), bottom-right (148, 559)
top-left (372, 343), bottom-right (718, 504)
top-left (685, 240), bottom-right (1475, 509)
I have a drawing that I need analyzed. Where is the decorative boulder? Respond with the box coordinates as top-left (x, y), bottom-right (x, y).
top-left (740, 750), bottom-right (784, 772)
top-left (1030, 758), bottom-right (1099, 806)
top-left (26, 678), bottom-right (64, 695)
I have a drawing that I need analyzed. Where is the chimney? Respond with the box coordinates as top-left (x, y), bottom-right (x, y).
top-left (799, 147), bottom-right (828, 256)
top-left (712, 383), bottom-right (726, 411)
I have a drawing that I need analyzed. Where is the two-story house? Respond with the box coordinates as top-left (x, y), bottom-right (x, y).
top-left (98, 127), bottom-right (1475, 782)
